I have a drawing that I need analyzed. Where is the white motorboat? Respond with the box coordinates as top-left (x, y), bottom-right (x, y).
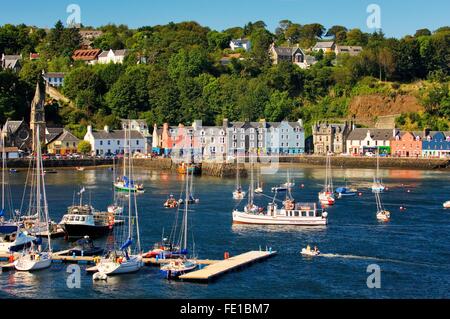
top-left (301, 246), bottom-right (320, 257)
top-left (443, 201), bottom-right (450, 209)
top-left (233, 189), bottom-right (246, 200)
top-left (0, 230), bottom-right (36, 253)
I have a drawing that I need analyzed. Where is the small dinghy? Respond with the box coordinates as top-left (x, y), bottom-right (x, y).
top-left (93, 272), bottom-right (108, 281)
top-left (301, 245), bottom-right (320, 257)
top-left (443, 201), bottom-right (450, 209)
top-left (164, 194), bottom-right (179, 208)
top-left (376, 210), bottom-right (391, 222)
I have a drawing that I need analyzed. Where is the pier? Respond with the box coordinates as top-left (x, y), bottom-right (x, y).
top-left (179, 250), bottom-right (277, 282)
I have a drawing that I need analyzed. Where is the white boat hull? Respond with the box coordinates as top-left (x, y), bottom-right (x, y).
top-left (14, 252), bottom-right (52, 271)
top-left (96, 255), bottom-right (143, 275)
top-left (232, 211), bottom-right (327, 226)
top-left (376, 211), bottom-right (390, 222)
top-left (443, 201), bottom-right (450, 208)
top-left (0, 234), bottom-right (36, 253)
top-left (318, 192), bottom-right (335, 206)
top-left (301, 248), bottom-right (320, 257)
top-left (233, 191), bottom-right (246, 200)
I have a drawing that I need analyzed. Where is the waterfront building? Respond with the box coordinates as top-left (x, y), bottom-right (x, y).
top-left (267, 120), bottom-right (305, 155)
top-left (346, 128), bottom-right (397, 155)
top-left (98, 49), bottom-right (128, 64)
top-left (192, 120), bottom-right (227, 161)
top-left (312, 122), bottom-right (352, 155)
top-left (422, 131), bottom-right (450, 158)
top-left (269, 44), bottom-right (316, 69)
top-left (1, 120), bottom-right (32, 153)
top-left (46, 129), bottom-right (80, 155)
top-left (121, 119), bottom-right (152, 153)
top-left (390, 131), bottom-right (423, 157)
top-left (335, 45), bottom-right (363, 56)
top-left (84, 125), bottom-right (146, 156)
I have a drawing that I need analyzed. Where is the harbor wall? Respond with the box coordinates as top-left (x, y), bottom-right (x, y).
top-left (5, 158), bottom-right (113, 169)
top-left (131, 158), bottom-right (173, 170)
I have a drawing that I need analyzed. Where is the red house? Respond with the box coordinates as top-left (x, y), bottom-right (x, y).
top-left (390, 131), bottom-right (423, 157)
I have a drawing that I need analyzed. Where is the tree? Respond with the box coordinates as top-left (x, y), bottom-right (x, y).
top-left (168, 47), bottom-right (210, 79)
top-left (326, 26), bottom-right (348, 39)
top-left (264, 91), bottom-right (294, 121)
top-left (346, 28), bottom-right (369, 46)
top-left (415, 29), bottom-right (432, 37)
top-left (207, 31), bottom-right (231, 50)
top-left (0, 71), bottom-right (30, 123)
top-left (249, 28), bottom-right (273, 67)
top-left (77, 140), bottom-right (92, 154)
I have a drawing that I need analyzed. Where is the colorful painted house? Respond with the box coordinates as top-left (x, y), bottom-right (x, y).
top-left (422, 131), bottom-right (450, 158)
top-left (390, 131), bottom-right (423, 157)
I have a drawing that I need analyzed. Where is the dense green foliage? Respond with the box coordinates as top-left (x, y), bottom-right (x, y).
top-left (1, 20), bottom-right (449, 135)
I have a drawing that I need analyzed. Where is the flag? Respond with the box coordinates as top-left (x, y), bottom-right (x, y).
top-left (0, 209), bottom-right (4, 217)
top-left (78, 187), bottom-right (85, 195)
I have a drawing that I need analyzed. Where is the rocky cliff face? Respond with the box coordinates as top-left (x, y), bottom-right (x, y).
top-left (348, 94), bottom-right (424, 126)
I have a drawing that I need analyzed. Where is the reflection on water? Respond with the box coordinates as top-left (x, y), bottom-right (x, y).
top-left (231, 224), bottom-right (327, 235)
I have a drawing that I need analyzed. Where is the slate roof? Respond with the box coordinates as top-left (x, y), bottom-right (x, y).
top-left (3, 120), bottom-right (24, 134)
top-left (91, 130), bottom-right (144, 139)
top-left (347, 128), bottom-right (394, 141)
top-left (99, 49), bottom-right (128, 58)
top-left (313, 41), bottom-right (335, 49)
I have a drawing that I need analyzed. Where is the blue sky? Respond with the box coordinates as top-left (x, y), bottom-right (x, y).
top-left (1, 0), bottom-right (448, 38)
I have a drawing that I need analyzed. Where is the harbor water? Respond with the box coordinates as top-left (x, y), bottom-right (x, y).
top-left (1, 166), bottom-right (450, 299)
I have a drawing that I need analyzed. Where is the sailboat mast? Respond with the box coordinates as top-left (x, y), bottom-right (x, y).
top-left (127, 122), bottom-right (132, 240)
top-left (183, 168), bottom-right (189, 250)
top-left (1, 132), bottom-right (5, 211)
top-left (37, 126), bottom-right (52, 252)
top-left (35, 126), bottom-right (41, 226)
top-left (249, 160), bottom-right (254, 206)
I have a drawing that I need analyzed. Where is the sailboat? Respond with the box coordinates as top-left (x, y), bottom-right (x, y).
top-left (254, 168), bottom-right (263, 194)
top-left (335, 177), bottom-right (358, 199)
top-left (318, 155), bottom-right (335, 206)
top-left (160, 169), bottom-right (198, 279)
top-left (14, 127), bottom-right (52, 271)
top-left (113, 134), bottom-right (144, 193)
top-left (94, 122), bottom-right (143, 278)
top-left (107, 157), bottom-right (124, 215)
top-left (232, 160), bottom-right (246, 200)
top-left (179, 169), bottom-right (199, 205)
top-left (0, 132), bottom-right (36, 253)
top-left (375, 191), bottom-right (390, 222)
top-left (371, 149), bottom-right (385, 193)
top-left (272, 170), bottom-right (294, 192)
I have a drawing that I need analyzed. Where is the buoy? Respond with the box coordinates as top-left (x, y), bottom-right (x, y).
top-left (224, 251), bottom-right (230, 259)
top-left (407, 190), bottom-right (411, 193)
top-left (301, 184), bottom-right (305, 188)
top-left (358, 192), bottom-right (363, 196)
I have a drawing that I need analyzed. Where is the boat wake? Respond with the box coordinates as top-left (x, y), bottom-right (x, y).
top-left (319, 253), bottom-right (445, 268)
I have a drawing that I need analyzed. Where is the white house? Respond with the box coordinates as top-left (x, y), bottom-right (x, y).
top-left (192, 120), bottom-right (227, 161)
top-left (346, 128), bottom-right (397, 155)
top-left (84, 125), bottom-right (146, 156)
top-left (43, 72), bottom-right (65, 87)
top-left (98, 49), bottom-right (128, 64)
top-left (121, 119), bottom-right (152, 153)
top-left (230, 39), bottom-right (251, 51)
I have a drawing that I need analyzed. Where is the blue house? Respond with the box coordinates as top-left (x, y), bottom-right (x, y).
top-left (422, 131), bottom-right (450, 157)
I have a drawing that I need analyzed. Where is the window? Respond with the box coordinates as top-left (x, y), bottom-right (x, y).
top-left (250, 135), bottom-right (254, 141)
top-left (100, 141), bottom-right (103, 146)
top-left (117, 140), bottom-right (120, 145)
top-left (136, 140), bottom-right (139, 145)
top-left (240, 142), bottom-right (245, 148)
top-left (211, 137), bottom-right (215, 143)
top-left (250, 142), bottom-right (254, 148)
top-left (108, 140), bottom-right (111, 145)
top-left (241, 135), bottom-right (245, 141)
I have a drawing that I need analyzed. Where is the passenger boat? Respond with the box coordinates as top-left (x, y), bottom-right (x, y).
top-left (68, 236), bottom-right (103, 256)
top-left (15, 126), bottom-right (53, 271)
top-left (233, 162), bottom-right (328, 226)
top-left (301, 245), bottom-right (320, 257)
top-left (59, 189), bottom-right (115, 238)
top-left (160, 168), bottom-right (198, 279)
top-left (375, 190), bottom-right (390, 222)
top-left (318, 155), bottom-right (335, 206)
top-left (94, 123), bottom-right (143, 278)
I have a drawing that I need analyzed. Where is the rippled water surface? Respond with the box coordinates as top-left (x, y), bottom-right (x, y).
top-left (1, 166), bottom-right (449, 298)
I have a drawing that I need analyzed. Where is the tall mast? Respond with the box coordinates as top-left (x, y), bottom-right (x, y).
top-left (183, 167), bottom-right (189, 250)
top-left (127, 121), bottom-right (132, 240)
top-left (249, 159), bottom-right (254, 206)
top-left (1, 131), bottom-right (5, 211)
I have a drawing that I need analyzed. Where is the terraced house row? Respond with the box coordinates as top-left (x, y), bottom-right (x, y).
top-left (312, 122), bottom-right (450, 158)
top-left (151, 119), bottom-right (305, 160)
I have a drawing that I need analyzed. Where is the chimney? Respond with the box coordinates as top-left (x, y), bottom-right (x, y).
top-left (298, 119), bottom-right (303, 127)
top-left (104, 125), bottom-right (109, 133)
top-left (223, 118), bottom-right (229, 128)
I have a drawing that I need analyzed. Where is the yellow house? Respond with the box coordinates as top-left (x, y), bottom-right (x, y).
top-left (47, 129), bottom-right (80, 155)
top-left (312, 41), bottom-right (336, 54)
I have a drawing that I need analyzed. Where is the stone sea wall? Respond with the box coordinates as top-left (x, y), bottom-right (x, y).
top-left (5, 158), bottom-right (113, 169)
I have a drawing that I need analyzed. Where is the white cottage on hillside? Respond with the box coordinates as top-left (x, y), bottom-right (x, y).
top-left (84, 125), bottom-right (146, 156)
top-left (98, 49), bottom-right (128, 64)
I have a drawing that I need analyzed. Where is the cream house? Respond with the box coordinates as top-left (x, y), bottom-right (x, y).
top-left (98, 49), bottom-right (128, 64)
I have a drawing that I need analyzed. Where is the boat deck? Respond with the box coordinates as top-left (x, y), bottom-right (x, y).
top-left (179, 250), bottom-right (277, 282)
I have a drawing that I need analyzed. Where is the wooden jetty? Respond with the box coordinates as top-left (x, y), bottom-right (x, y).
top-left (179, 250), bottom-right (277, 282)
